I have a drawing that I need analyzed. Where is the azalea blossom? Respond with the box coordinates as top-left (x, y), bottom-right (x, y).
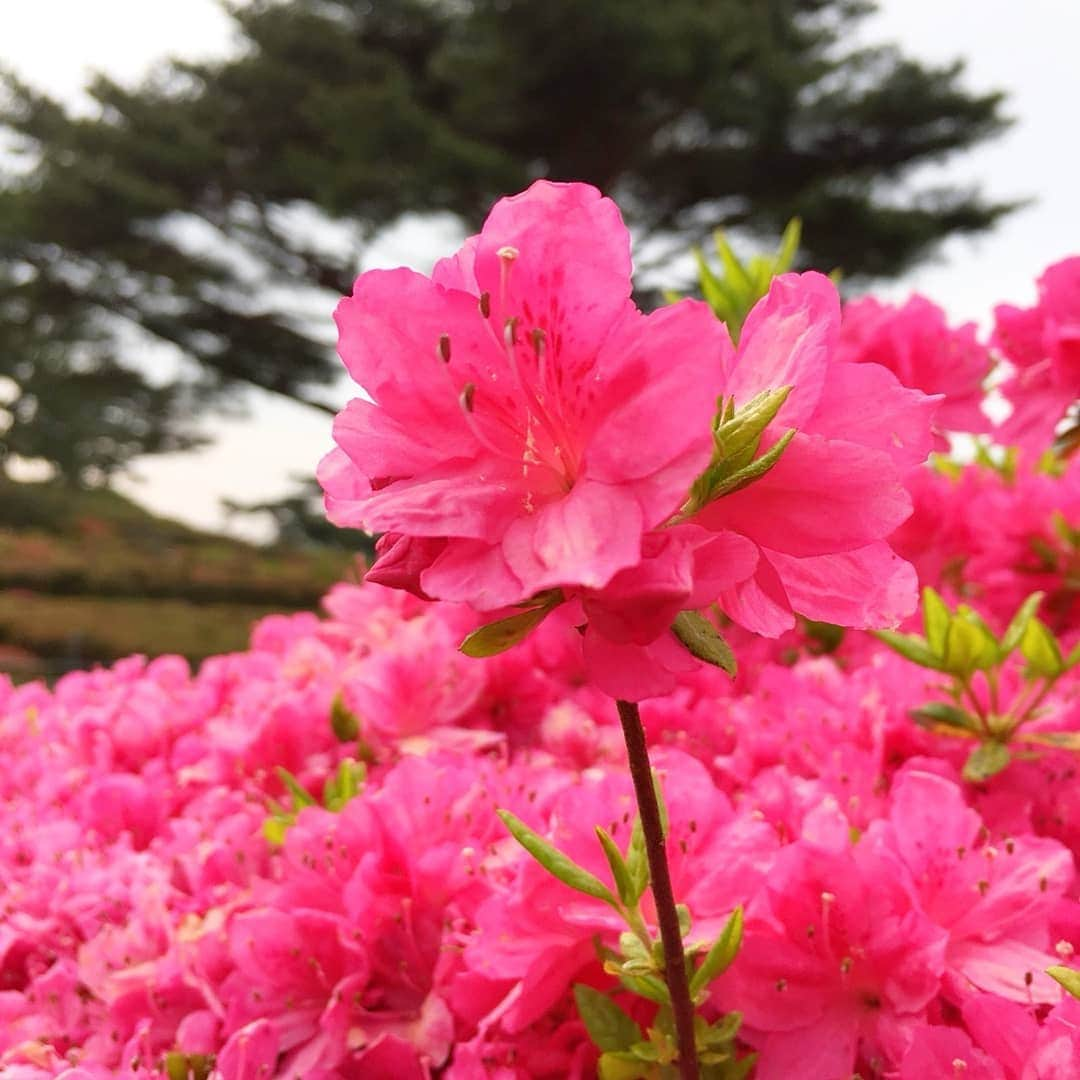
top-left (837, 293), bottom-right (991, 440)
top-left (322, 182), bottom-right (937, 697)
top-left (321, 180), bottom-right (731, 611)
top-left (992, 256), bottom-right (1080, 454)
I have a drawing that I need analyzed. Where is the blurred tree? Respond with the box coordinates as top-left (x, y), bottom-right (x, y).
top-left (223, 477), bottom-right (376, 555)
top-left (0, 0), bottom-right (1013, 476)
top-left (0, 263), bottom-right (201, 484)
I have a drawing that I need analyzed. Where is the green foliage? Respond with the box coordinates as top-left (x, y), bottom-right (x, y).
top-left (876, 588), bottom-right (1080, 783)
top-left (459, 591), bottom-right (564, 657)
top-left (264, 760), bottom-right (367, 844)
top-left (0, 0), bottom-right (1014, 474)
top-left (499, 784), bottom-right (750, 1076)
top-left (1048, 966), bottom-right (1080, 1001)
top-left (0, 478), bottom-right (353, 680)
top-left (671, 611), bottom-right (737, 678)
top-left (164, 1052), bottom-right (214, 1080)
top-left (679, 220), bottom-right (803, 339)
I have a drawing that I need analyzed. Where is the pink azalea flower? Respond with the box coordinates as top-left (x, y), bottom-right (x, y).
top-left (866, 769), bottom-right (1074, 1003)
top-left (719, 804), bottom-right (947, 1079)
top-left (838, 294), bottom-right (992, 439)
top-left (992, 257), bottom-right (1080, 454)
top-left (692, 272), bottom-right (937, 638)
top-left (321, 180), bottom-right (728, 610)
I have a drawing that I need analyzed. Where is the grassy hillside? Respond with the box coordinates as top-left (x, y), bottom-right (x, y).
top-left (0, 478), bottom-right (358, 681)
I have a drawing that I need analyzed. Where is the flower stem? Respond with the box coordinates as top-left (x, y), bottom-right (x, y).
top-left (616, 699), bottom-right (699, 1079)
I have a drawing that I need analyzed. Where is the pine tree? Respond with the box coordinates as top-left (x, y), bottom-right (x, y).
top-left (0, 0), bottom-right (1013, 476)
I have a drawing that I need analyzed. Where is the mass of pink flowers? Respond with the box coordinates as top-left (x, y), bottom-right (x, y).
top-left (1, 183), bottom-right (1077, 1078)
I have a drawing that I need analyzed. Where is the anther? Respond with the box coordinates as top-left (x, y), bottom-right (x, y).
top-left (438, 334), bottom-right (451, 363)
top-left (460, 382), bottom-right (476, 413)
top-left (479, 292), bottom-right (491, 318)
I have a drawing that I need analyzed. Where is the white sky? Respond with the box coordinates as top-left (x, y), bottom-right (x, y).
top-left (2, 0), bottom-right (1078, 538)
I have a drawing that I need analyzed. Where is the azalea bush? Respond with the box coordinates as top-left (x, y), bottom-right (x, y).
top-left (0, 183), bottom-right (1077, 1079)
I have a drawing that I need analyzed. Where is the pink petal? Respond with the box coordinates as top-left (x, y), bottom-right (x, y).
top-left (727, 271), bottom-right (840, 427)
top-left (811, 362), bottom-right (939, 471)
top-left (585, 300), bottom-right (729, 483)
top-left (764, 542), bottom-right (918, 628)
top-left (503, 480), bottom-right (643, 593)
top-left (719, 553), bottom-right (795, 636)
top-left (697, 433), bottom-right (913, 557)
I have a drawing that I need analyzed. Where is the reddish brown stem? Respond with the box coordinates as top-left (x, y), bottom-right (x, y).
top-left (616, 699), bottom-right (699, 1079)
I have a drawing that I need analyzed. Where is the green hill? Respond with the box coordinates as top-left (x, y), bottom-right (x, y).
top-left (0, 479), bottom-right (357, 681)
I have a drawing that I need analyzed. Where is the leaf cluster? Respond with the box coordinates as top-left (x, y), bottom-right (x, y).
top-left (498, 790), bottom-right (751, 1077)
top-left (877, 588), bottom-right (1080, 782)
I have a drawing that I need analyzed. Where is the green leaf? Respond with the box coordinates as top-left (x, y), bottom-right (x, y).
top-left (263, 815), bottom-right (290, 846)
top-left (672, 611), bottom-right (737, 677)
top-left (573, 984), bottom-right (643, 1052)
top-left (497, 809), bottom-right (618, 906)
top-left (164, 1053), bottom-right (214, 1080)
top-left (1048, 965), bottom-right (1080, 1001)
top-left (714, 231), bottom-right (753, 296)
top-left (693, 248), bottom-right (734, 315)
top-left (460, 594), bottom-right (561, 657)
top-left (910, 702), bottom-right (980, 732)
top-left (598, 1052), bottom-right (653, 1080)
top-left (775, 217), bottom-right (802, 273)
top-left (596, 826), bottom-right (635, 908)
top-left (921, 587), bottom-right (951, 656)
top-left (690, 907), bottom-right (744, 997)
top-left (323, 759), bottom-right (365, 812)
top-left (617, 970), bottom-right (670, 1004)
top-left (676, 904), bottom-right (692, 937)
top-left (651, 769), bottom-right (670, 838)
top-left (713, 387), bottom-right (791, 465)
top-left (625, 816), bottom-right (650, 906)
top-left (943, 616), bottom-right (998, 676)
top-left (275, 767), bottom-right (316, 808)
top-left (709, 428), bottom-right (795, 499)
top-left (873, 630), bottom-right (945, 670)
top-left (329, 692), bottom-right (360, 742)
top-left (1000, 592), bottom-right (1045, 654)
top-left (962, 741), bottom-right (1011, 783)
top-left (1020, 617), bottom-right (1064, 678)
top-left (1067, 641), bottom-right (1080, 670)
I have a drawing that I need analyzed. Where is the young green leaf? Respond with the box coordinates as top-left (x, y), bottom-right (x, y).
top-left (497, 809), bottom-right (618, 906)
top-left (873, 630), bottom-right (945, 670)
top-left (1000, 592), bottom-right (1045, 654)
top-left (460, 600), bottom-right (559, 658)
top-left (573, 984), bottom-right (643, 1052)
top-left (596, 826), bottom-right (635, 908)
top-left (962, 741), bottom-right (1011, 783)
top-left (1047, 965), bottom-right (1080, 1001)
top-left (624, 816), bottom-right (650, 906)
top-left (616, 970), bottom-right (670, 1004)
top-left (275, 767), bottom-right (316, 808)
top-left (1067, 641), bottom-right (1080, 670)
top-left (709, 429), bottom-right (795, 500)
top-left (776, 217), bottom-right (802, 273)
top-left (1020, 617), bottom-right (1064, 679)
top-left (598, 1052), bottom-right (653, 1080)
top-left (944, 617), bottom-right (998, 676)
top-left (672, 611), bottom-right (737, 676)
top-left (329, 692), bottom-right (360, 742)
top-left (690, 907), bottom-right (744, 998)
top-left (921, 586), bottom-right (951, 656)
top-left (651, 769), bottom-right (670, 838)
top-left (909, 702), bottom-right (980, 732)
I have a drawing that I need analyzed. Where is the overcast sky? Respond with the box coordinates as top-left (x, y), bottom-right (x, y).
top-left (2, 0), bottom-right (1078, 538)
